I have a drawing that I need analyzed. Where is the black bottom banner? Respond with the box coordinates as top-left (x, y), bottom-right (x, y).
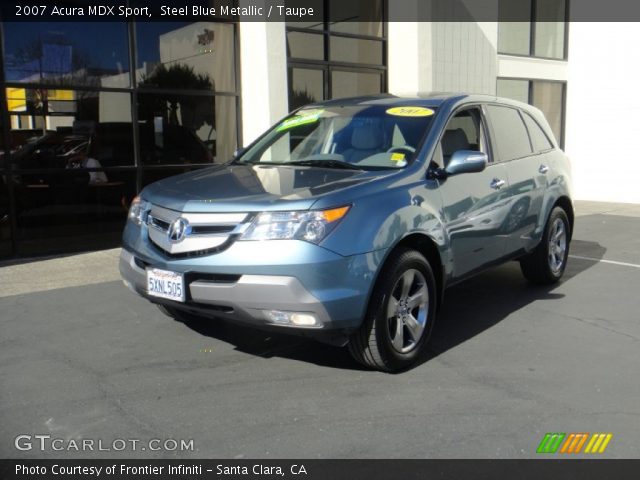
top-left (1, 459), bottom-right (639, 480)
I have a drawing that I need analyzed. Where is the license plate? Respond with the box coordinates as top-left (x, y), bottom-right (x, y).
top-left (146, 268), bottom-right (185, 303)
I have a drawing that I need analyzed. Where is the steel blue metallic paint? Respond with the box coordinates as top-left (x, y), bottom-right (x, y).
top-left (120, 93), bottom-right (573, 341)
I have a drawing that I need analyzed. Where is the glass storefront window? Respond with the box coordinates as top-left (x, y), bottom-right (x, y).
top-left (286, 1), bottom-right (387, 110)
top-left (329, 0), bottom-right (384, 37)
top-left (498, 0), bottom-right (567, 60)
top-left (288, 68), bottom-right (325, 110)
top-left (330, 37), bottom-right (384, 65)
top-left (496, 79), bottom-right (529, 103)
top-left (6, 89), bottom-right (134, 170)
top-left (1, 18), bottom-right (240, 259)
top-left (135, 22), bottom-right (236, 93)
top-left (533, 0), bottom-right (567, 59)
top-left (3, 22), bottom-right (130, 87)
top-left (137, 93), bottom-right (236, 165)
top-left (0, 111), bottom-right (12, 258)
top-left (13, 170), bottom-right (137, 257)
top-left (332, 70), bottom-right (383, 99)
top-left (531, 81), bottom-right (564, 144)
top-left (498, 22), bottom-right (531, 56)
top-left (287, 32), bottom-right (324, 61)
top-left (286, 0), bottom-right (324, 30)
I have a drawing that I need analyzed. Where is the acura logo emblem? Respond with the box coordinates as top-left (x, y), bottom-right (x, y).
top-left (167, 218), bottom-right (189, 243)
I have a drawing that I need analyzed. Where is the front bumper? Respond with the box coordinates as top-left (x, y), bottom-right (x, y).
top-left (120, 228), bottom-right (385, 337)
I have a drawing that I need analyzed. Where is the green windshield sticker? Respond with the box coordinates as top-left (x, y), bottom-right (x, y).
top-left (277, 110), bottom-right (324, 132)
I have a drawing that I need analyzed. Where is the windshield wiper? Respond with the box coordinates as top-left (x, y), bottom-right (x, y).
top-left (286, 159), bottom-right (365, 170)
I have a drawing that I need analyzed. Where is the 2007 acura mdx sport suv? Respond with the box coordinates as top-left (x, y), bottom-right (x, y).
top-left (120, 94), bottom-right (573, 372)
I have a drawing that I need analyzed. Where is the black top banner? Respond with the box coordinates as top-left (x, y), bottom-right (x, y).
top-left (1, 0), bottom-right (640, 22)
top-left (2, 459), bottom-right (640, 480)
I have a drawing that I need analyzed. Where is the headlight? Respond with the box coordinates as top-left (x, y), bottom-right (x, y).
top-left (128, 196), bottom-right (149, 226)
top-left (240, 206), bottom-right (350, 244)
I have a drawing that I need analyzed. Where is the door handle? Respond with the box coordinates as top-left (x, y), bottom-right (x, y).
top-left (490, 178), bottom-right (506, 190)
top-left (539, 164), bottom-right (549, 174)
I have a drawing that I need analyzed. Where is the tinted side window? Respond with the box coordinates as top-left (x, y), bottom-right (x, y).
top-left (486, 105), bottom-right (533, 161)
top-left (523, 112), bottom-right (553, 152)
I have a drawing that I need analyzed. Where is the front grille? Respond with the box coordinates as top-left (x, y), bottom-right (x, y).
top-left (150, 236), bottom-right (237, 259)
top-left (190, 225), bottom-right (236, 235)
top-left (185, 272), bottom-right (241, 284)
top-left (145, 204), bottom-right (250, 257)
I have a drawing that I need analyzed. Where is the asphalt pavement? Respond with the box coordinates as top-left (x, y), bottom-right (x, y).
top-left (1, 201), bottom-right (639, 459)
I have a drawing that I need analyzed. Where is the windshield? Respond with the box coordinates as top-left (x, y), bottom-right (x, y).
top-left (237, 104), bottom-right (437, 170)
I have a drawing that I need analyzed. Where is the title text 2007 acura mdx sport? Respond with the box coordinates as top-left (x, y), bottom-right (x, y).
top-left (120, 94), bottom-right (573, 372)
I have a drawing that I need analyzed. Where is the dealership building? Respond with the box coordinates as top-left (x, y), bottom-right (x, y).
top-left (1, 0), bottom-right (639, 259)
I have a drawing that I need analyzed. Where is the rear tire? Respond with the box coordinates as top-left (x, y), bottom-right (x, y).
top-left (520, 206), bottom-right (571, 284)
top-left (348, 248), bottom-right (437, 372)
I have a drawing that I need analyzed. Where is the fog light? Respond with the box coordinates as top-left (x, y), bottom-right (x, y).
top-left (264, 310), bottom-right (291, 325)
top-left (263, 310), bottom-right (318, 327)
top-left (290, 313), bottom-right (317, 326)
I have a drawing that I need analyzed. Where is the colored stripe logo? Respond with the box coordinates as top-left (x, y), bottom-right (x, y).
top-left (537, 433), bottom-right (613, 454)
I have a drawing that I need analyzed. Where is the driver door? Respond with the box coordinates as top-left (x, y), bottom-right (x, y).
top-left (436, 106), bottom-right (511, 279)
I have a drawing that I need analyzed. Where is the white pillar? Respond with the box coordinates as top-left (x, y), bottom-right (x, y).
top-left (239, 18), bottom-right (288, 146)
top-left (387, 18), bottom-right (434, 94)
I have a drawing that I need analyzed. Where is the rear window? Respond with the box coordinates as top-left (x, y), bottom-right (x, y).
top-left (523, 112), bottom-right (553, 152)
top-left (486, 105), bottom-right (533, 162)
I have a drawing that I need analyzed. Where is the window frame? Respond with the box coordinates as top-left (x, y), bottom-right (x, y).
top-left (285, 0), bottom-right (388, 110)
top-left (483, 103), bottom-right (536, 164)
top-left (497, 0), bottom-right (570, 61)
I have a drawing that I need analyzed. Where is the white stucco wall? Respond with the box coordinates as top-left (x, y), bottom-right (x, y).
top-left (565, 22), bottom-right (640, 203)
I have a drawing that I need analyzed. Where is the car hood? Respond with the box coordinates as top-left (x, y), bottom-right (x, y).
top-left (142, 163), bottom-right (392, 212)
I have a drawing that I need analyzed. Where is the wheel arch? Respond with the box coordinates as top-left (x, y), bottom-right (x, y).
top-left (553, 196), bottom-right (574, 239)
top-left (369, 233), bottom-right (446, 312)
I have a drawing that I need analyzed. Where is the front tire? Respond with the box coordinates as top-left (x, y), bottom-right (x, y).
top-left (348, 248), bottom-right (437, 372)
top-left (520, 206), bottom-right (571, 284)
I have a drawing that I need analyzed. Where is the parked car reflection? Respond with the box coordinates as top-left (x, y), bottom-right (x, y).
top-left (446, 178), bottom-right (538, 237)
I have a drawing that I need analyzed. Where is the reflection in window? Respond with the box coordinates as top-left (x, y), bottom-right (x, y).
top-left (534, 0), bottom-right (567, 60)
top-left (329, 0), bottom-right (384, 37)
top-left (3, 23), bottom-right (130, 87)
top-left (496, 79), bottom-right (529, 103)
top-left (136, 22), bottom-right (236, 93)
top-left (137, 93), bottom-right (236, 164)
top-left (6, 88), bottom-right (133, 169)
top-left (0, 111), bottom-right (10, 258)
top-left (531, 81), bottom-right (564, 145)
top-left (287, 32), bottom-right (324, 60)
top-left (288, 68), bottom-right (324, 110)
top-left (332, 71), bottom-right (382, 99)
top-left (286, 1), bottom-right (386, 111)
top-left (13, 170), bottom-right (137, 257)
top-left (330, 37), bottom-right (384, 65)
top-left (1, 18), bottom-right (240, 258)
top-left (498, 0), bottom-right (566, 59)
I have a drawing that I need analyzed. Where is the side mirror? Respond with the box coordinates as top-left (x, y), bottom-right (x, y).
top-left (445, 150), bottom-right (487, 176)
